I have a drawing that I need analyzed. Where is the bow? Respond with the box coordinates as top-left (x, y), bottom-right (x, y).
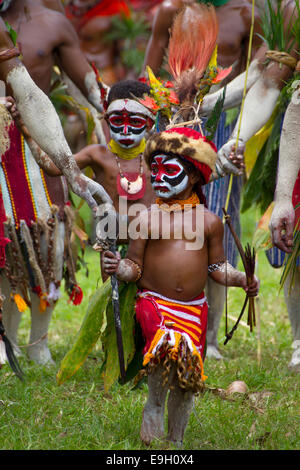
top-left (222, 207), bottom-right (256, 344)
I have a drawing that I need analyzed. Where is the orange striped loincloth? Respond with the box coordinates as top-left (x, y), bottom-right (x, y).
top-left (135, 290), bottom-right (208, 383)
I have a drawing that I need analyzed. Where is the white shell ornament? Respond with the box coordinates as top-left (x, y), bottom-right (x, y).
top-left (120, 175), bottom-right (144, 195)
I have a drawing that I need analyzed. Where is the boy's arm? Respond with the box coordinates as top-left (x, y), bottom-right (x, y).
top-left (270, 91), bottom-right (300, 252)
top-left (103, 211), bottom-right (149, 282)
top-left (103, 236), bottom-right (147, 283)
top-left (207, 215), bottom-right (259, 295)
top-left (141, 2), bottom-right (175, 76)
top-left (5, 97), bottom-right (101, 177)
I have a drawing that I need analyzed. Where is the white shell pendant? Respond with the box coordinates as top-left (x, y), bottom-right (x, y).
top-left (120, 175), bottom-right (143, 195)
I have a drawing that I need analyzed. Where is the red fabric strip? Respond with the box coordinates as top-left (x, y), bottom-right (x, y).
top-left (1, 123), bottom-right (36, 228)
top-left (292, 170), bottom-right (300, 229)
top-left (66, 0), bottom-right (131, 31)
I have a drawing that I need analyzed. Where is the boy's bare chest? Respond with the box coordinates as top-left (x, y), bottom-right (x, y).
top-left (146, 207), bottom-right (205, 244)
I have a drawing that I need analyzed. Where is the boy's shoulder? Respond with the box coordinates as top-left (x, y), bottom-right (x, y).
top-left (81, 143), bottom-right (111, 159)
top-left (204, 208), bottom-right (224, 233)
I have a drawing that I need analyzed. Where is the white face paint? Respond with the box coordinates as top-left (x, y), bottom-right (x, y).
top-left (106, 99), bottom-right (154, 149)
top-left (150, 154), bottom-right (189, 198)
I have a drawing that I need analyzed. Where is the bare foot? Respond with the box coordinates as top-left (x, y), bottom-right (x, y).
top-left (140, 408), bottom-right (165, 446)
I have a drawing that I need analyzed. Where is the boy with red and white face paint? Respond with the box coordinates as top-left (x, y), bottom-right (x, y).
top-left (102, 127), bottom-right (259, 446)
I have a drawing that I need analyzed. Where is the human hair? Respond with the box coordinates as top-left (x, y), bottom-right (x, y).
top-left (107, 80), bottom-right (151, 105)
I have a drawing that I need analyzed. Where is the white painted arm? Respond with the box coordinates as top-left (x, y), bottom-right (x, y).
top-left (6, 64), bottom-right (111, 210)
top-left (269, 90), bottom-right (300, 252)
top-left (229, 75), bottom-right (281, 143)
top-left (215, 74), bottom-right (281, 175)
top-left (200, 59), bottom-right (262, 116)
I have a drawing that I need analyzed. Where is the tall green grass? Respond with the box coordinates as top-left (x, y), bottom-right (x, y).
top-left (0, 208), bottom-right (299, 450)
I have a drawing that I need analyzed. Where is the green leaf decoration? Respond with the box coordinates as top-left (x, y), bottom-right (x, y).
top-left (225, 107), bottom-right (239, 128)
top-left (279, 228), bottom-right (300, 294)
top-left (257, 0), bottom-right (300, 53)
top-left (56, 278), bottom-right (112, 385)
top-left (101, 282), bottom-right (138, 392)
top-left (103, 12), bottom-right (150, 75)
top-left (205, 86), bottom-right (226, 141)
top-left (4, 21), bottom-right (17, 46)
top-left (251, 202), bottom-right (274, 252)
top-left (242, 73), bottom-right (294, 215)
top-left (242, 107), bottom-right (283, 214)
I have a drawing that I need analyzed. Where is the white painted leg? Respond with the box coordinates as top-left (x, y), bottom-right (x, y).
top-left (140, 363), bottom-right (174, 446)
top-left (167, 376), bottom-right (194, 447)
top-left (1, 275), bottom-right (23, 356)
top-left (205, 276), bottom-right (225, 359)
top-left (284, 267), bottom-right (300, 372)
top-left (27, 293), bottom-right (55, 365)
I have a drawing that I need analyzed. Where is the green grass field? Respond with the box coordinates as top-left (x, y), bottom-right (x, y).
top-left (0, 208), bottom-right (299, 450)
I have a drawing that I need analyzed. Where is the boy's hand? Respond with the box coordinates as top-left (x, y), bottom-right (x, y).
top-left (242, 275), bottom-right (260, 297)
top-left (102, 250), bottom-right (121, 275)
top-left (0, 96), bottom-right (20, 120)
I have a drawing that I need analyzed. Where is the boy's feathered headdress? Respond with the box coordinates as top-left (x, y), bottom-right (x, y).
top-left (139, 3), bottom-right (232, 124)
top-left (168, 3), bottom-right (219, 106)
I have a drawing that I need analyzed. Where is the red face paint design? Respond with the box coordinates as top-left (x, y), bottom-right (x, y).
top-left (151, 155), bottom-right (189, 197)
top-left (108, 112), bottom-right (147, 132)
top-left (108, 111), bottom-right (148, 148)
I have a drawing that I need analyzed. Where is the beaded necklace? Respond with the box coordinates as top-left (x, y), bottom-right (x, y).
top-left (108, 138), bottom-right (146, 199)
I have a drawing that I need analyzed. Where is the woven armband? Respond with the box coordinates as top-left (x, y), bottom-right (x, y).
top-left (124, 258), bottom-right (142, 282)
top-left (208, 261), bottom-right (226, 273)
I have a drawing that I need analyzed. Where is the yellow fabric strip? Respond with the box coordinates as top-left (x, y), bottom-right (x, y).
top-left (108, 138), bottom-right (146, 160)
top-left (143, 328), bottom-right (165, 366)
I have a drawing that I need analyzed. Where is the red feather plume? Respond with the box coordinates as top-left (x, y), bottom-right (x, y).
top-left (168, 3), bottom-right (219, 106)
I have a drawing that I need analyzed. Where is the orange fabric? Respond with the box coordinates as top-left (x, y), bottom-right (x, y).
top-left (155, 192), bottom-right (200, 211)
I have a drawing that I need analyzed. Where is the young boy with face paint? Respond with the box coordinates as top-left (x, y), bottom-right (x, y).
top-left (103, 127), bottom-right (259, 446)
